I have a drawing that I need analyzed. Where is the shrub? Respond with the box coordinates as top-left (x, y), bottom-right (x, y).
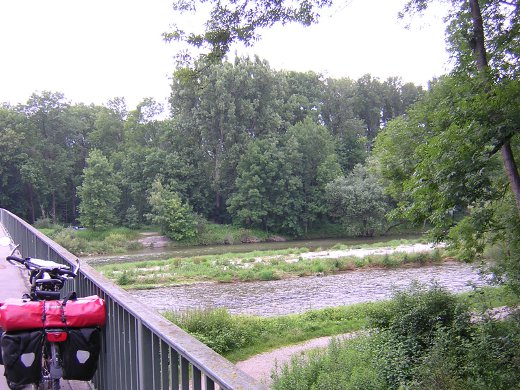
top-left (124, 205), bottom-right (141, 229)
top-left (117, 271), bottom-right (136, 286)
top-left (165, 308), bottom-right (258, 354)
top-left (271, 337), bottom-right (385, 390)
top-left (258, 269), bottom-right (279, 281)
top-left (147, 180), bottom-right (196, 241)
top-left (33, 217), bottom-right (57, 229)
top-left (368, 282), bottom-right (468, 336)
top-left (51, 228), bottom-right (89, 254)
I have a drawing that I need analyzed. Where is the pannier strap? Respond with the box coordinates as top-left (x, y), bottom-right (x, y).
top-left (61, 292), bottom-right (77, 324)
top-left (41, 300), bottom-right (46, 323)
top-left (60, 302), bottom-right (66, 324)
top-left (62, 291), bottom-right (77, 307)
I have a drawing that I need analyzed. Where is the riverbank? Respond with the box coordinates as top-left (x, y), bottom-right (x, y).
top-left (236, 304), bottom-right (520, 387)
top-left (95, 240), bottom-right (446, 289)
top-left (161, 285), bottom-right (519, 364)
top-left (41, 221), bottom-right (423, 257)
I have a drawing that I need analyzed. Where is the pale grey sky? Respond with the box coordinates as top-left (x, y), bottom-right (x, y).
top-left (0, 0), bottom-right (450, 109)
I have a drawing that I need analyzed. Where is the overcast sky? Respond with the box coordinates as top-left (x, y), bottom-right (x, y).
top-left (0, 0), bottom-right (451, 110)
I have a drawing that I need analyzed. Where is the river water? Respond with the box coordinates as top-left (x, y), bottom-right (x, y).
top-left (129, 261), bottom-right (490, 317)
top-left (83, 234), bottom-right (421, 265)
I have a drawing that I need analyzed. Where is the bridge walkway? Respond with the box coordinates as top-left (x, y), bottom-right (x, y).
top-left (0, 225), bottom-right (89, 390)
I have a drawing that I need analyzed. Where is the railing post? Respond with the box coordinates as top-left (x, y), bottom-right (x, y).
top-left (138, 320), bottom-right (154, 390)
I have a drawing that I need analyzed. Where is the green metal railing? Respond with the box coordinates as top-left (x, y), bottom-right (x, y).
top-left (0, 209), bottom-right (266, 390)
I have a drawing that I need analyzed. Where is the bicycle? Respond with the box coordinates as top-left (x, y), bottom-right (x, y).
top-left (0, 240), bottom-right (105, 390)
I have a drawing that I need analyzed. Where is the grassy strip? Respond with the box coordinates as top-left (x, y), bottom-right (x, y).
top-left (164, 285), bottom-right (520, 363)
top-left (38, 226), bottom-right (146, 255)
top-left (329, 237), bottom-right (427, 250)
top-left (163, 301), bottom-right (388, 362)
top-left (95, 244), bottom-right (445, 289)
top-left (176, 223), bottom-right (274, 246)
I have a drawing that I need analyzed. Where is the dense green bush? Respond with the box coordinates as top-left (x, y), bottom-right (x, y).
top-left (50, 227), bottom-right (141, 255)
top-left (272, 337), bottom-right (385, 390)
top-left (272, 284), bottom-right (520, 389)
top-left (164, 308), bottom-right (262, 355)
top-left (51, 228), bottom-right (90, 254)
top-left (33, 217), bottom-right (59, 229)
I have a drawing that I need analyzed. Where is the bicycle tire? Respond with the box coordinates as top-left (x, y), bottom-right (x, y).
top-left (36, 379), bottom-right (60, 390)
top-left (39, 342), bottom-right (61, 390)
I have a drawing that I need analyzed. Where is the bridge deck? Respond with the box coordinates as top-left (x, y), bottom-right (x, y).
top-left (0, 225), bottom-right (90, 390)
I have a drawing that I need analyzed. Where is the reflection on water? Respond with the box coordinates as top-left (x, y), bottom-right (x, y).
top-left (130, 262), bottom-right (490, 317)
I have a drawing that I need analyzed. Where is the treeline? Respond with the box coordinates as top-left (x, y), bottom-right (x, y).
top-left (0, 56), bottom-right (424, 237)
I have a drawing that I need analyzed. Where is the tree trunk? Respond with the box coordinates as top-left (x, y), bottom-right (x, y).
top-left (30, 189), bottom-right (35, 223)
top-left (501, 142), bottom-right (520, 212)
top-left (469, 0), bottom-right (520, 215)
top-left (52, 192), bottom-right (57, 223)
top-left (469, 0), bottom-right (488, 69)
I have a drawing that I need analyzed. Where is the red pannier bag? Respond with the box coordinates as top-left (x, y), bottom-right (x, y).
top-left (0, 295), bottom-right (106, 332)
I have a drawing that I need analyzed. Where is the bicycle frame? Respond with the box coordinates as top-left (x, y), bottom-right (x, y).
top-left (1, 243), bottom-right (79, 390)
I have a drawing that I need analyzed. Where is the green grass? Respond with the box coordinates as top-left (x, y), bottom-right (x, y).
top-left (175, 223), bottom-right (277, 246)
top-left (459, 284), bottom-right (520, 310)
top-left (329, 237), bottom-right (427, 250)
top-left (269, 285), bottom-right (520, 390)
top-left (40, 226), bottom-right (145, 255)
top-left (164, 301), bottom-right (388, 362)
top-left (164, 285), bottom-right (520, 363)
top-left (95, 247), bottom-right (449, 289)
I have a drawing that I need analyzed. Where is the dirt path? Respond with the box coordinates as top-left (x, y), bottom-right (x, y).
top-left (235, 332), bottom-right (360, 387)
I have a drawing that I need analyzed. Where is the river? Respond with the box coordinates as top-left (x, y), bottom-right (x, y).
top-left (129, 261), bottom-right (490, 317)
top-left (82, 234), bottom-right (422, 265)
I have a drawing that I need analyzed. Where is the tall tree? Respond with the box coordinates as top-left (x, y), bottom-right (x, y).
top-left (227, 135), bottom-right (304, 235)
top-left (354, 74), bottom-right (385, 146)
top-left (326, 164), bottom-right (390, 237)
top-left (403, 0), bottom-right (520, 214)
top-left (0, 105), bottom-right (28, 217)
top-left (20, 92), bottom-right (76, 222)
top-left (321, 77), bottom-right (368, 171)
top-left (77, 149), bottom-right (121, 229)
top-left (169, 56), bottom-right (284, 221)
top-left (287, 118), bottom-right (343, 233)
top-left (374, 0), bottom-right (520, 286)
top-left (279, 71), bottom-right (325, 127)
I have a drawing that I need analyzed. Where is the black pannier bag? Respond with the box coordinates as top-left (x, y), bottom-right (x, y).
top-left (61, 327), bottom-right (101, 381)
top-left (1, 329), bottom-right (44, 387)
top-left (0, 327), bottom-right (3, 365)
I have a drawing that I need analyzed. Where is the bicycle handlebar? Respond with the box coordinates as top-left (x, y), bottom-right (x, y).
top-left (6, 255), bottom-right (25, 265)
top-left (58, 268), bottom-right (77, 277)
top-left (6, 255), bottom-right (78, 279)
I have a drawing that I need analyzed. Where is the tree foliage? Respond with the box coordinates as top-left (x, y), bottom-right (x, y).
top-left (164, 0), bottom-right (333, 63)
top-left (77, 150), bottom-right (121, 229)
top-left (227, 135), bottom-right (304, 235)
top-left (373, 0), bottom-right (520, 288)
top-left (326, 164), bottom-right (390, 237)
top-left (147, 180), bottom-right (197, 241)
top-left (0, 62), bottom-right (418, 236)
